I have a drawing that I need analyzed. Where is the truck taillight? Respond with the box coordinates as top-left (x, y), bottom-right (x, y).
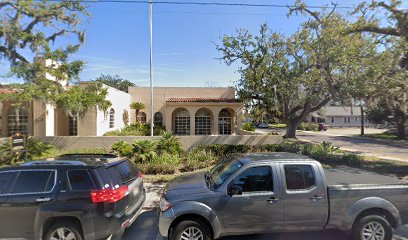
top-left (138, 171), bottom-right (143, 178)
top-left (91, 185), bottom-right (129, 203)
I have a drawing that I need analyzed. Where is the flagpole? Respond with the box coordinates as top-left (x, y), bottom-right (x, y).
top-left (149, 0), bottom-right (154, 137)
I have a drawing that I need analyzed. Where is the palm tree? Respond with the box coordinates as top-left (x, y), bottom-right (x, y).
top-left (130, 102), bottom-right (145, 123)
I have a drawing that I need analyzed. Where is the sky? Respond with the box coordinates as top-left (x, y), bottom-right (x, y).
top-left (1, 0), bottom-right (401, 87)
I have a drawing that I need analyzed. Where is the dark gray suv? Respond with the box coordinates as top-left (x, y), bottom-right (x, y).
top-left (0, 154), bottom-right (146, 240)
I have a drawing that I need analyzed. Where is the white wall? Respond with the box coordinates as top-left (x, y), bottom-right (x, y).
top-left (96, 86), bottom-right (131, 136)
top-left (45, 103), bottom-right (55, 136)
top-left (326, 116), bottom-right (370, 127)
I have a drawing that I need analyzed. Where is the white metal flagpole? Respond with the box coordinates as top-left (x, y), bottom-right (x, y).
top-left (149, 0), bottom-right (154, 137)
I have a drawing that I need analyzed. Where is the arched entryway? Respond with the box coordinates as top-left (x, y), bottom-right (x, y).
top-left (172, 108), bottom-right (190, 135)
top-left (7, 106), bottom-right (28, 136)
top-left (195, 108), bottom-right (212, 135)
top-left (218, 108), bottom-right (234, 135)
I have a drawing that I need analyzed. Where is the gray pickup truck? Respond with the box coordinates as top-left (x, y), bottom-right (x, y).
top-left (158, 152), bottom-right (408, 240)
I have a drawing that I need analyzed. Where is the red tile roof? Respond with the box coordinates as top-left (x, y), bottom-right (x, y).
top-left (0, 89), bottom-right (16, 95)
top-left (166, 97), bottom-right (240, 103)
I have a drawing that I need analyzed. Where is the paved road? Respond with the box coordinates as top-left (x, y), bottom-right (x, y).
top-left (123, 209), bottom-right (408, 240)
top-left (296, 131), bottom-right (408, 161)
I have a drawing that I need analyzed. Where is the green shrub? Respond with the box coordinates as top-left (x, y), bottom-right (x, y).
top-left (138, 162), bottom-right (177, 175)
top-left (274, 141), bottom-right (303, 154)
top-left (133, 140), bottom-right (156, 163)
top-left (111, 141), bottom-right (133, 158)
top-left (298, 122), bottom-right (319, 131)
top-left (243, 122), bottom-right (256, 132)
top-left (0, 137), bottom-right (54, 165)
top-left (193, 144), bottom-right (251, 158)
top-left (156, 132), bottom-right (184, 155)
top-left (104, 123), bottom-right (166, 136)
top-left (181, 149), bottom-right (218, 172)
top-left (138, 153), bottom-right (180, 175)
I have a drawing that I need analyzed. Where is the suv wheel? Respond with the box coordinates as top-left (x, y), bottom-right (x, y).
top-left (171, 220), bottom-right (212, 240)
top-left (45, 222), bottom-right (83, 240)
top-left (352, 215), bottom-right (392, 240)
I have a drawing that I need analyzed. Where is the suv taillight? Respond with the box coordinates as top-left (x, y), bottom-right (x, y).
top-left (138, 171), bottom-right (143, 178)
top-left (91, 185), bottom-right (129, 203)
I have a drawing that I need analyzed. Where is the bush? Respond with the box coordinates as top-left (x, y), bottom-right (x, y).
top-left (111, 141), bottom-right (133, 158)
top-left (193, 144), bottom-right (251, 158)
top-left (104, 123), bottom-right (166, 136)
top-left (0, 137), bottom-right (54, 165)
top-left (156, 132), bottom-right (184, 155)
top-left (138, 153), bottom-right (180, 174)
top-left (181, 149), bottom-right (218, 172)
top-left (298, 122), bottom-right (319, 131)
top-left (243, 122), bottom-right (256, 132)
top-left (133, 140), bottom-right (156, 163)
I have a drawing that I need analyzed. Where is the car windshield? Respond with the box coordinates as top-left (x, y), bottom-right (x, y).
top-left (208, 157), bottom-right (243, 188)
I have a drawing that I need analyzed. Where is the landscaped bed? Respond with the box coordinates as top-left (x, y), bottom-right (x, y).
top-left (1, 133), bottom-right (407, 183)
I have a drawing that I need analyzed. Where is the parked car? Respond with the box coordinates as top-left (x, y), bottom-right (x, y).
top-left (158, 152), bottom-right (408, 240)
top-left (256, 122), bottom-right (269, 128)
top-left (0, 154), bottom-right (146, 240)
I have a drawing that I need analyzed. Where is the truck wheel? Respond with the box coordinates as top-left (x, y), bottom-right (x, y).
top-left (352, 215), bottom-right (392, 240)
top-left (170, 219), bottom-right (212, 240)
top-left (45, 221), bottom-right (83, 240)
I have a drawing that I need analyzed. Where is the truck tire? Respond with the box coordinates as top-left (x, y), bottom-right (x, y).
top-left (45, 221), bottom-right (83, 240)
top-left (170, 219), bottom-right (212, 240)
top-left (352, 215), bottom-right (392, 240)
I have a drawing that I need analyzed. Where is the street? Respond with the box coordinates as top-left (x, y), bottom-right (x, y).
top-left (257, 128), bottom-right (408, 162)
top-left (123, 209), bottom-right (408, 240)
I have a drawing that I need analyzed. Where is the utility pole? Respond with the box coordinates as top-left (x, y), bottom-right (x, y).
top-left (149, 0), bottom-right (154, 136)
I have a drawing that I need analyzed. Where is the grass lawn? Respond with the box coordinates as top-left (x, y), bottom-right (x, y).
top-left (269, 123), bottom-right (287, 129)
top-left (364, 132), bottom-right (408, 142)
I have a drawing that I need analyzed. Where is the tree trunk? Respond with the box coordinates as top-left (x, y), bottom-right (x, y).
top-left (360, 104), bottom-right (365, 136)
top-left (284, 120), bottom-right (300, 139)
top-left (135, 110), bottom-right (139, 123)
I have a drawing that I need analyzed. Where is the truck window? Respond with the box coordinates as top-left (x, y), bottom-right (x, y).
top-left (68, 170), bottom-right (95, 191)
top-left (233, 166), bottom-right (273, 193)
top-left (11, 171), bottom-right (55, 194)
top-left (0, 172), bottom-right (17, 194)
top-left (284, 165), bottom-right (315, 190)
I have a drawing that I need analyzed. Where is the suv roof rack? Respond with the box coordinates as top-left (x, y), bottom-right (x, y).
top-left (21, 160), bottom-right (88, 166)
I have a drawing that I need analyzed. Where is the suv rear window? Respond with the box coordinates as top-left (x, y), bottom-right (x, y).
top-left (68, 170), bottom-right (95, 191)
top-left (93, 160), bottom-right (139, 188)
top-left (11, 171), bottom-right (55, 194)
top-left (0, 172), bottom-right (17, 194)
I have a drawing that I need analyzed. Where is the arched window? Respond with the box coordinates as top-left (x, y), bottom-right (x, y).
top-left (68, 115), bottom-right (78, 136)
top-left (154, 112), bottom-right (163, 127)
top-left (7, 107), bottom-right (28, 136)
top-left (195, 109), bottom-right (212, 135)
top-left (173, 108), bottom-right (190, 135)
top-left (109, 108), bottom-right (115, 128)
top-left (137, 112), bottom-right (147, 124)
top-left (218, 109), bottom-right (232, 135)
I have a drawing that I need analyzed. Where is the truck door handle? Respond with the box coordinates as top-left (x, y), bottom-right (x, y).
top-left (36, 197), bottom-right (52, 202)
top-left (310, 196), bottom-right (324, 202)
top-left (266, 197), bottom-right (280, 204)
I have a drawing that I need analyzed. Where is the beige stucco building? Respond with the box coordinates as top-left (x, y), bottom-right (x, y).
top-left (0, 86), bottom-right (243, 137)
top-left (129, 87), bottom-right (243, 135)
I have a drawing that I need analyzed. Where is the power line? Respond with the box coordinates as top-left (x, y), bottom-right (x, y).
top-left (44, 0), bottom-right (354, 9)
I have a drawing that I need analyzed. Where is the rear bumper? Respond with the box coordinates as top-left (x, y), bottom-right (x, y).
top-left (91, 188), bottom-right (146, 240)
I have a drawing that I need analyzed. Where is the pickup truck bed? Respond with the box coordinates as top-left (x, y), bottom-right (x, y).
top-left (324, 166), bottom-right (404, 185)
top-left (325, 166), bottom-right (408, 231)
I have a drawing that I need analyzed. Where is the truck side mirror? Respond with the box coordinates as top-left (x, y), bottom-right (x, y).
top-left (228, 185), bottom-right (243, 196)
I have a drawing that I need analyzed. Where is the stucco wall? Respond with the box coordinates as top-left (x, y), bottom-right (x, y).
top-left (96, 86), bottom-right (131, 136)
top-left (127, 86), bottom-right (237, 126)
top-left (38, 135), bottom-right (282, 151)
